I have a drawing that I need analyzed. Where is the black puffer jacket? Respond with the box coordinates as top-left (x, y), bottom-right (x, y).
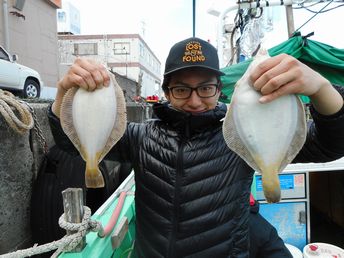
top-left (48, 88), bottom-right (344, 257)
top-left (249, 199), bottom-right (292, 258)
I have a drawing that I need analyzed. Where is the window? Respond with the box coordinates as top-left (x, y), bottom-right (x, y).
top-left (113, 42), bottom-right (130, 55)
top-left (0, 48), bottom-right (9, 61)
top-left (139, 44), bottom-right (144, 57)
top-left (73, 43), bottom-right (98, 56)
top-left (57, 11), bottom-right (66, 22)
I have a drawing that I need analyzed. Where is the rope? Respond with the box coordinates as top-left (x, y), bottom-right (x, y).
top-left (0, 206), bottom-right (102, 258)
top-left (0, 90), bottom-right (34, 134)
top-left (0, 189), bottom-right (129, 257)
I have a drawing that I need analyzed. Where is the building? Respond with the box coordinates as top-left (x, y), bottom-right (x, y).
top-left (56, 0), bottom-right (80, 35)
top-left (0, 0), bottom-right (61, 89)
top-left (58, 34), bottom-right (161, 100)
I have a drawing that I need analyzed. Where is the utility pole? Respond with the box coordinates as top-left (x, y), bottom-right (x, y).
top-left (192, 0), bottom-right (196, 37)
top-left (2, 0), bottom-right (10, 51)
top-left (285, 5), bottom-right (295, 37)
top-left (123, 46), bottom-right (128, 77)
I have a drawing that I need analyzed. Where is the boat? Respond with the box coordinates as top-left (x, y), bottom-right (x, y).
top-left (58, 172), bottom-right (136, 258)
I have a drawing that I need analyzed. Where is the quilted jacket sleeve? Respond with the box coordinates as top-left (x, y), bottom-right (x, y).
top-left (294, 85), bottom-right (344, 163)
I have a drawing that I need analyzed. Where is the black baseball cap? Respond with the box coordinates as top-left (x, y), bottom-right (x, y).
top-left (162, 37), bottom-right (225, 91)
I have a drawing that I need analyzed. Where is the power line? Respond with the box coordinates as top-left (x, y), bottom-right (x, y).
top-left (293, 0), bottom-right (344, 13)
top-left (294, 0), bottom-right (336, 32)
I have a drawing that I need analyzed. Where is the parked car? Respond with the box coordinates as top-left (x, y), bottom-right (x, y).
top-left (0, 45), bottom-right (43, 98)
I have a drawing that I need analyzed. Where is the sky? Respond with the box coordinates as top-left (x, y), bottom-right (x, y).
top-left (64, 0), bottom-right (344, 72)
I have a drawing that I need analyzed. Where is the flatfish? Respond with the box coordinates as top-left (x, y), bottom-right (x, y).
top-left (60, 72), bottom-right (127, 188)
top-left (222, 50), bottom-right (307, 203)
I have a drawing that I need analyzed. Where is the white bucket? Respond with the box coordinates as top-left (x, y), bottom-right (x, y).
top-left (285, 243), bottom-right (303, 258)
top-left (303, 242), bottom-right (344, 257)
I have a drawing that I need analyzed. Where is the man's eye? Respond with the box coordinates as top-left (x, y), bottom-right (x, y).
top-left (199, 86), bottom-right (212, 92)
top-left (175, 88), bottom-right (187, 93)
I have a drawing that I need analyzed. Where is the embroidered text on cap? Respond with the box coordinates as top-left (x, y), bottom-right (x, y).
top-left (183, 41), bottom-right (206, 63)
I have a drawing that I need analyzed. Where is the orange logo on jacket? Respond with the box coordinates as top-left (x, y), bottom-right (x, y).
top-left (182, 41), bottom-right (206, 63)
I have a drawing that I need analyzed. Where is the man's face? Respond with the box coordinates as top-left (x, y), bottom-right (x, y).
top-left (165, 68), bottom-right (221, 114)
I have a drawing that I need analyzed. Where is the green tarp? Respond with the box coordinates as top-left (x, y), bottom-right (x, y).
top-left (220, 34), bottom-right (344, 103)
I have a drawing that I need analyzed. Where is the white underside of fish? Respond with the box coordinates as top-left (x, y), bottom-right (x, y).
top-left (232, 85), bottom-right (299, 168)
top-left (223, 51), bottom-right (307, 203)
top-left (72, 85), bottom-right (117, 159)
top-left (60, 73), bottom-right (127, 188)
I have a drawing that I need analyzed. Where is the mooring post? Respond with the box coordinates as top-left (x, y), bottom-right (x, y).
top-left (62, 188), bottom-right (86, 252)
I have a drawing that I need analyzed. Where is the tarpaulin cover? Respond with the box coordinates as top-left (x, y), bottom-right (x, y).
top-left (220, 34), bottom-right (344, 103)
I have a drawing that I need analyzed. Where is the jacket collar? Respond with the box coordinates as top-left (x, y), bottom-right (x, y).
top-left (153, 102), bottom-right (227, 136)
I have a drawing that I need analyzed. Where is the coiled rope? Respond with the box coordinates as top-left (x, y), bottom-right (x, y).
top-left (0, 90), bottom-right (34, 134)
top-left (0, 206), bottom-right (102, 258)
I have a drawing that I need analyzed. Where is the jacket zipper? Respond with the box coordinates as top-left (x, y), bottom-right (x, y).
top-left (167, 141), bottom-right (184, 258)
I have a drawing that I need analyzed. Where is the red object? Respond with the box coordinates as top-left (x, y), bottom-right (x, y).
top-left (146, 95), bottom-right (159, 102)
top-left (309, 244), bottom-right (318, 251)
top-left (98, 191), bottom-right (127, 237)
top-left (249, 194), bottom-right (255, 206)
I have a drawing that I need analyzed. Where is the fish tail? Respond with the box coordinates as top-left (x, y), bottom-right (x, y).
top-left (85, 159), bottom-right (105, 188)
top-left (262, 171), bottom-right (281, 203)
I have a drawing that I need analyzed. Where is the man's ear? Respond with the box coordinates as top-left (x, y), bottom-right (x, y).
top-left (165, 92), bottom-right (171, 102)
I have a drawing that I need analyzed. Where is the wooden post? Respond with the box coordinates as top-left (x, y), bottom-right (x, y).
top-left (62, 188), bottom-right (86, 252)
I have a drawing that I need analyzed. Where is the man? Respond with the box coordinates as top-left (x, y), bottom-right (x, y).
top-left (48, 37), bottom-right (344, 257)
top-left (249, 194), bottom-right (293, 258)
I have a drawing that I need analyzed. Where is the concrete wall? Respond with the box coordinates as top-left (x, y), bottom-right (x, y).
top-left (0, 101), bottom-right (55, 254)
top-left (0, 100), bottom-right (151, 255)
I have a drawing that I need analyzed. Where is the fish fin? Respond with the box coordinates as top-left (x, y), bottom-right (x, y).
top-left (85, 151), bottom-right (105, 188)
top-left (223, 103), bottom-right (260, 172)
top-left (284, 96), bottom-right (307, 167)
top-left (100, 73), bottom-right (127, 161)
top-left (79, 144), bottom-right (88, 165)
top-left (262, 171), bottom-right (281, 203)
top-left (85, 166), bottom-right (105, 188)
top-left (60, 87), bottom-right (83, 153)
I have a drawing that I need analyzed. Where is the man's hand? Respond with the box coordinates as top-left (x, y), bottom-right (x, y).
top-left (250, 54), bottom-right (343, 115)
top-left (52, 58), bottom-right (110, 117)
top-left (58, 58), bottom-right (110, 92)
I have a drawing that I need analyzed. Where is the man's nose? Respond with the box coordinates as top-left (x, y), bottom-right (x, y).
top-left (187, 90), bottom-right (202, 105)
